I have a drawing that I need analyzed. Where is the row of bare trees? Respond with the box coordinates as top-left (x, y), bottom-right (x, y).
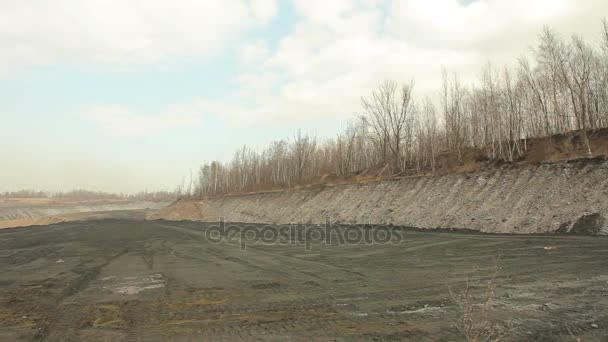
top-left (0, 189), bottom-right (176, 201)
top-left (193, 20), bottom-right (608, 198)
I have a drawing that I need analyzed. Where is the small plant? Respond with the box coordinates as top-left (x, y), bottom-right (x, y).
top-left (449, 257), bottom-right (503, 342)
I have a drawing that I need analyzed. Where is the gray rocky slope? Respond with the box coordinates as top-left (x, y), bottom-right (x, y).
top-left (159, 158), bottom-right (608, 234)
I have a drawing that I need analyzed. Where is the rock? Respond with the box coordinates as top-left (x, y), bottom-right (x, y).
top-left (570, 213), bottom-right (605, 235)
top-left (591, 323), bottom-right (599, 329)
top-left (556, 221), bottom-right (572, 234)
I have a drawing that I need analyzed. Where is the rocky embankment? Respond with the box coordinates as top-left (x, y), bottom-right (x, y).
top-left (151, 158), bottom-right (608, 234)
top-left (0, 200), bottom-right (169, 229)
top-left (0, 200), bottom-right (167, 221)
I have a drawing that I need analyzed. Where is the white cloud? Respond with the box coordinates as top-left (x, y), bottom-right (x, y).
top-left (7, 0), bottom-right (607, 131)
top-left (85, 103), bottom-right (203, 137)
top-left (4, 0), bottom-right (608, 193)
top-left (250, 0), bottom-right (279, 23)
top-left (0, 0), bottom-right (277, 69)
top-left (198, 0), bottom-right (608, 127)
top-left (239, 40), bottom-right (271, 64)
top-left (387, 0), bottom-right (585, 51)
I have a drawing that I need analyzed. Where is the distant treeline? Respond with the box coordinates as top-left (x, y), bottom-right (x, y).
top-left (0, 189), bottom-right (176, 201)
top-left (186, 20), bottom-right (607, 197)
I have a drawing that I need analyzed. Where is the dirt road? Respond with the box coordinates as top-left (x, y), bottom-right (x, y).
top-left (1, 220), bottom-right (608, 341)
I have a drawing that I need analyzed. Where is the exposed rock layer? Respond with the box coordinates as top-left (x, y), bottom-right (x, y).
top-left (0, 200), bottom-right (167, 221)
top-left (0, 200), bottom-right (168, 229)
top-left (153, 158), bottom-right (608, 234)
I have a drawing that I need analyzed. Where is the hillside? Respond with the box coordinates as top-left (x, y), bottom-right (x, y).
top-left (151, 157), bottom-right (608, 235)
top-left (0, 199), bottom-right (168, 229)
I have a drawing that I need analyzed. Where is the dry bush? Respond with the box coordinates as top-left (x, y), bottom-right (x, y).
top-left (449, 258), bottom-right (503, 342)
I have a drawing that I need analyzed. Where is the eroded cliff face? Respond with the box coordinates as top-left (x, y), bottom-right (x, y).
top-left (155, 158), bottom-right (608, 234)
top-left (0, 200), bottom-right (168, 221)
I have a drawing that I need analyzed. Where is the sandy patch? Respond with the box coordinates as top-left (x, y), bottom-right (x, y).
top-left (102, 274), bottom-right (166, 295)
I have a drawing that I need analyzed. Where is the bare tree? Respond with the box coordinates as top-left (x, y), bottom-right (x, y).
top-left (290, 130), bottom-right (317, 183)
top-left (442, 69), bottom-right (469, 162)
top-left (360, 82), bottom-right (392, 165)
top-left (193, 20), bottom-right (608, 198)
top-left (561, 36), bottom-right (594, 154)
top-left (602, 18), bottom-right (608, 55)
top-left (361, 80), bottom-right (416, 173)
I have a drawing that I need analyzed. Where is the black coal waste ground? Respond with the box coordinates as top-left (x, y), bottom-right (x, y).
top-left (1, 219), bottom-right (608, 341)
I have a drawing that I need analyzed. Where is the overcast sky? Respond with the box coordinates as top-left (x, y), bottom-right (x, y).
top-left (1, 0), bottom-right (607, 193)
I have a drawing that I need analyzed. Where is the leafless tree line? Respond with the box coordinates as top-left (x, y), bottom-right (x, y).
top-left (194, 21), bottom-right (608, 198)
top-left (0, 189), bottom-right (176, 201)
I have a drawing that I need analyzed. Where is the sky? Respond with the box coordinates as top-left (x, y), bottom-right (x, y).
top-left (1, 0), bottom-right (607, 193)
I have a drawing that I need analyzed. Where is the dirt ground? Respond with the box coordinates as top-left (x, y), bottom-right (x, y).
top-left (0, 210), bottom-right (153, 230)
top-left (1, 220), bottom-right (608, 341)
top-left (0, 199), bottom-right (168, 229)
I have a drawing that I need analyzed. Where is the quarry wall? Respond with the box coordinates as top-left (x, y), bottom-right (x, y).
top-left (153, 158), bottom-right (608, 234)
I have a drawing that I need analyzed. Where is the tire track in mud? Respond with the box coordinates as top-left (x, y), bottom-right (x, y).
top-left (33, 222), bottom-right (167, 340)
top-left (62, 249), bottom-right (130, 299)
top-left (42, 248), bottom-right (132, 341)
top-left (142, 243), bottom-right (155, 270)
top-left (127, 303), bottom-right (345, 341)
top-left (4, 220), bottom-right (608, 341)
top-left (127, 223), bottom-right (384, 340)
top-left (116, 292), bottom-right (344, 339)
top-left (148, 222), bottom-right (608, 341)
top-left (138, 222), bottom-right (452, 340)
top-left (3, 246), bottom-right (133, 342)
top-left (154, 222), bottom-right (365, 283)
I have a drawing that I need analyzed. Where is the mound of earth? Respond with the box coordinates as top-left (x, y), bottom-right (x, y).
top-left (146, 199), bottom-right (216, 222)
top-left (0, 210), bottom-right (152, 229)
top-left (0, 199), bottom-right (169, 229)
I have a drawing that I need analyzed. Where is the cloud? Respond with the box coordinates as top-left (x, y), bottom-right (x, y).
top-left (0, 0), bottom-right (277, 70)
top-left (85, 103), bottom-right (203, 137)
top-left (250, 0), bottom-right (279, 23)
top-left (197, 0), bottom-right (608, 127)
top-left (239, 40), bottom-right (271, 64)
top-left (4, 0), bottom-right (607, 193)
top-left (6, 0), bottom-right (607, 130)
top-left (387, 0), bottom-right (587, 52)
